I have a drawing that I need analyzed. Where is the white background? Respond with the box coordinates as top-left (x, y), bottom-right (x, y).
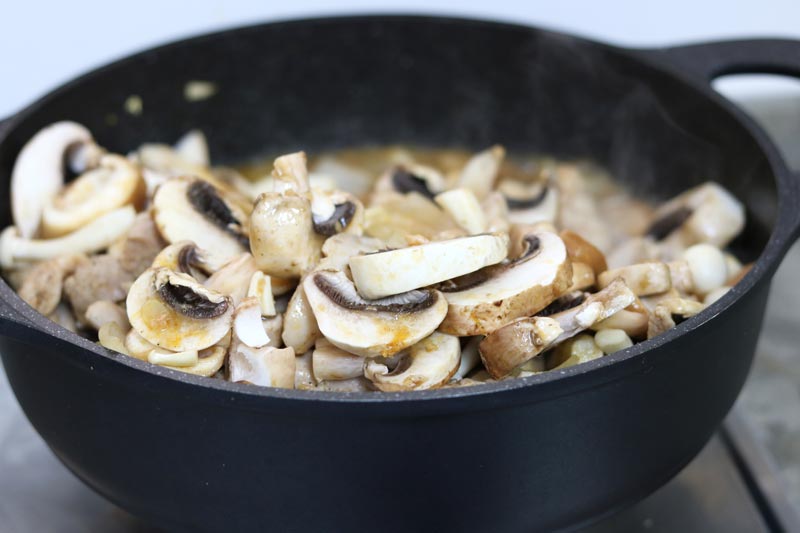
top-left (2, 0), bottom-right (800, 117)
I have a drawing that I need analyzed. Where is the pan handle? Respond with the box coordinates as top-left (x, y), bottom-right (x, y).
top-left (649, 39), bottom-right (800, 244)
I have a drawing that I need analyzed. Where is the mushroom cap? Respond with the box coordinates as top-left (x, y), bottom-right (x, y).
top-left (478, 316), bottom-right (563, 378)
top-left (11, 121), bottom-right (95, 238)
top-left (153, 177), bottom-right (250, 269)
top-left (364, 332), bottom-right (460, 391)
top-left (349, 233), bottom-right (509, 300)
top-left (439, 231), bottom-right (573, 336)
top-left (126, 267), bottom-right (233, 351)
top-left (41, 154), bottom-right (145, 238)
top-left (303, 269), bottom-right (448, 357)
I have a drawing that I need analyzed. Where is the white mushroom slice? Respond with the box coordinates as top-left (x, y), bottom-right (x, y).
top-left (559, 230), bottom-right (608, 275)
top-left (646, 182), bottom-right (745, 248)
top-left (152, 241), bottom-right (214, 280)
top-left (149, 344), bottom-right (227, 377)
top-left (85, 300), bottom-right (130, 331)
top-left (311, 157), bottom-right (373, 197)
top-left (479, 279), bottom-right (635, 377)
top-left (312, 338), bottom-right (365, 382)
top-left (233, 297), bottom-right (270, 348)
top-left (310, 189), bottom-right (364, 237)
top-left (434, 188), bottom-right (487, 234)
top-left (318, 233), bottom-right (385, 271)
top-left (597, 262), bottom-right (672, 297)
top-left (250, 191), bottom-right (321, 278)
top-left (247, 271), bottom-right (275, 316)
top-left (126, 267), bottom-right (234, 351)
top-left (594, 329), bottom-right (634, 355)
top-left (303, 270), bottom-right (448, 357)
top-left (453, 337), bottom-right (482, 381)
top-left (125, 329), bottom-right (158, 360)
top-left (315, 377), bottom-right (373, 392)
top-left (682, 243), bottom-right (727, 296)
top-left (363, 192), bottom-right (462, 248)
top-left (173, 130), bottom-right (210, 167)
top-left (153, 177), bottom-right (250, 269)
top-left (500, 180), bottom-right (559, 225)
top-left (271, 152), bottom-right (310, 194)
top-left (481, 191), bottom-right (511, 234)
top-left (228, 342), bottom-right (296, 388)
top-left (281, 284), bottom-right (320, 353)
top-left (98, 322), bottom-right (129, 355)
top-left (0, 206), bottom-right (136, 269)
top-left (11, 121), bottom-right (96, 238)
top-left (204, 253), bottom-right (258, 306)
top-left (148, 349), bottom-right (199, 367)
top-left (592, 309), bottom-right (649, 339)
top-left (567, 262), bottom-right (596, 292)
top-left (646, 297), bottom-right (705, 340)
top-left (666, 260), bottom-right (694, 295)
top-left (16, 253), bottom-right (87, 315)
top-left (349, 233), bottom-right (508, 300)
top-left (457, 145), bottom-right (504, 199)
top-left (439, 231), bottom-right (572, 336)
top-left (364, 332), bottom-right (460, 391)
top-left (41, 154), bottom-right (145, 238)
top-left (547, 334), bottom-right (604, 370)
top-left (295, 350), bottom-right (315, 390)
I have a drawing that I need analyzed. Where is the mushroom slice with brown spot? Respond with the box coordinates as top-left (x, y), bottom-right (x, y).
top-left (85, 300), bottom-right (130, 331)
top-left (303, 270), bottom-right (448, 357)
top-left (127, 267), bottom-right (233, 351)
top-left (41, 154), bottom-right (145, 238)
top-left (372, 164), bottom-right (446, 203)
top-left (152, 241), bottom-right (213, 281)
top-left (312, 337), bottom-right (365, 382)
top-left (560, 230), bottom-right (608, 275)
top-left (228, 341), bottom-right (296, 388)
top-left (11, 121), bottom-right (100, 238)
top-left (646, 182), bottom-right (745, 248)
top-left (364, 332), bottom-right (460, 391)
top-left (457, 145), bottom-right (504, 199)
top-left (452, 336), bottom-right (482, 381)
top-left (597, 262), bottom-right (672, 297)
top-left (311, 189), bottom-right (364, 237)
top-left (499, 179), bottom-right (559, 225)
top-left (349, 233), bottom-right (509, 300)
top-left (153, 177), bottom-right (250, 269)
top-left (0, 206), bottom-right (136, 269)
top-left (250, 191), bottom-right (321, 278)
top-left (204, 253), bottom-right (259, 306)
top-left (17, 253), bottom-right (88, 315)
top-left (438, 231), bottom-right (573, 336)
top-left (479, 279), bottom-right (635, 377)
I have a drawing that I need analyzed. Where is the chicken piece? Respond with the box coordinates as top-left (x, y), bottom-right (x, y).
top-left (17, 253), bottom-right (88, 315)
top-left (108, 211), bottom-right (165, 277)
top-left (63, 254), bottom-right (132, 324)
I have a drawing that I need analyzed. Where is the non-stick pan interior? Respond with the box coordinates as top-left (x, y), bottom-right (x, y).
top-left (0, 16), bottom-right (776, 262)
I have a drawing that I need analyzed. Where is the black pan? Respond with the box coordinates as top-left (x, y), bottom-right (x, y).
top-left (1, 15), bottom-right (799, 533)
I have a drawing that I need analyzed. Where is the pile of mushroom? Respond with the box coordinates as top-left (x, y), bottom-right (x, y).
top-left (2, 122), bottom-right (751, 391)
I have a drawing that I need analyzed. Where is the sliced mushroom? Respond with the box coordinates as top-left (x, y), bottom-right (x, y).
top-left (246, 271), bottom-right (276, 316)
top-left (98, 322), bottom-right (129, 355)
top-left (228, 341), bottom-right (296, 388)
top-left (310, 189), bottom-right (364, 237)
top-left (349, 233), bottom-right (509, 300)
top-left (152, 241), bottom-right (213, 281)
top-left (560, 230), bottom-right (607, 275)
top-left (295, 350), bottom-right (315, 390)
top-left (500, 179), bottom-right (559, 225)
top-left (312, 337), bottom-right (365, 382)
top-left (647, 182), bottom-right (745, 248)
top-left (85, 300), bottom-right (130, 331)
top-left (591, 309), bottom-right (649, 339)
top-left (250, 191), bottom-right (321, 278)
top-left (438, 231), bottom-right (573, 336)
top-left (373, 165), bottom-right (446, 202)
top-left (271, 152), bottom-right (310, 194)
top-left (11, 121), bottom-right (99, 238)
top-left (282, 284), bottom-right (321, 354)
top-left (646, 297), bottom-right (705, 339)
top-left (149, 343), bottom-right (228, 377)
top-left (303, 269), bottom-right (448, 357)
top-left (318, 233), bottom-right (385, 271)
top-left (481, 191), bottom-right (511, 234)
top-left (364, 332), bottom-right (460, 391)
top-left (17, 253), bottom-right (88, 315)
top-left (153, 177), bottom-right (250, 269)
top-left (567, 262), bottom-right (596, 292)
top-left (479, 278), bottom-right (635, 377)
top-left (434, 188), bottom-right (487, 234)
top-left (263, 314), bottom-right (284, 348)
top-left (363, 192), bottom-right (462, 248)
top-left (204, 253), bottom-right (259, 306)
top-left (666, 260), bottom-right (694, 295)
top-left (597, 262), bottom-right (672, 297)
top-left (546, 334), bottom-right (604, 370)
top-left (41, 154), bottom-right (145, 238)
top-left (125, 329), bottom-right (158, 360)
top-left (453, 336), bottom-right (482, 381)
top-left (0, 206), bottom-right (136, 269)
top-left (173, 130), bottom-right (210, 167)
top-left (457, 145), bottom-right (504, 199)
top-left (126, 267), bottom-right (233, 351)
top-left (232, 297), bottom-right (270, 348)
